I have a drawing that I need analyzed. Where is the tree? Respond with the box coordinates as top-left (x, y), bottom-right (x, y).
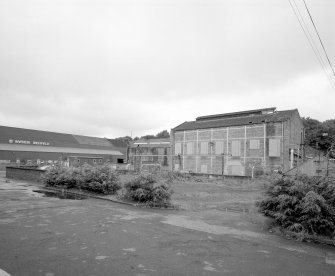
top-left (141, 135), bottom-right (155, 140)
top-left (155, 130), bottom-right (170, 138)
top-left (302, 117), bottom-right (335, 155)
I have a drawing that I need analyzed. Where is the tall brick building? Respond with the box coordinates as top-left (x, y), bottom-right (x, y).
top-left (171, 107), bottom-right (304, 176)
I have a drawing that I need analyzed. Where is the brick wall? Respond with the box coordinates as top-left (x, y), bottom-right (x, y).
top-left (282, 111), bottom-right (304, 171)
top-left (171, 110), bottom-right (303, 176)
top-left (6, 166), bottom-right (45, 182)
top-left (172, 125), bottom-right (269, 176)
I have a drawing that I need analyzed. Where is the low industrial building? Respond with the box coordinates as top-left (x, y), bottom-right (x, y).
top-left (0, 125), bottom-right (126, 168)
top-left (171, 107), bottom-right (304, 176)
top-left (128, 138), bottom-right (171, 171)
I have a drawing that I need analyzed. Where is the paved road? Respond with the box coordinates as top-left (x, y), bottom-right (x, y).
top-left (1, 175), bottom-right (335, 276)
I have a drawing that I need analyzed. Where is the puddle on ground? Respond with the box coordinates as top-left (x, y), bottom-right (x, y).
top-left (33, 190), bottom-right (88, 200)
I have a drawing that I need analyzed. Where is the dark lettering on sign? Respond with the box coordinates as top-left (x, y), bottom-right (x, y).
top-left (8, 139), bottom-right (50, 146)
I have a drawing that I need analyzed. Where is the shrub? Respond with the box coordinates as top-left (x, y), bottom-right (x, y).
top-left (123, 174), bottom-right (173, 205)
top-left (42, 165), bottom-right (78, 189)
top-left (77, 164), bottom-right (120, 194)
top-left (258, 175), bottom-right (335, 238)
top-left (42, 164), bottom-right (120, 194)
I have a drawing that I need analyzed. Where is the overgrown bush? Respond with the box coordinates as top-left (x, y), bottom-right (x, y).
top-left (42, 166), bottom-right (79, 188)
top-left (123, 174), bottom-right (173, 205)
top-left (42, 164), bottom-right (120, 194)
top-left (258, 175), bottom-right (335, 238)
top-left (77, 164), bottom-right (120, 194)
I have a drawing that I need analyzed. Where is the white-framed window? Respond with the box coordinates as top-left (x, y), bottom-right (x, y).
top-left (99, 159), bottom-right (102, 164)
top-left (231, 140), bottom-right (241, 157)
top-left (93, 159), bottom-right (96, 164)
top-left (186, 142), bottom-right (194, 155)
top-left (77, 159), bottom-right (80, 163)
top-left (215, 141), bottom-right (224, 154)
top-left (200, 142), bottom-right (208, 155)
top-left (269, 139), bottom-right (281, 157)
top-left (175, 143), bottom-right (182, 155)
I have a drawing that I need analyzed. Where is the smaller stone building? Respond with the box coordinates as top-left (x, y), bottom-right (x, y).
top-left (128, 138), bottom-right (171, 171)
top-left (171, 107), bottom-right (304, 176)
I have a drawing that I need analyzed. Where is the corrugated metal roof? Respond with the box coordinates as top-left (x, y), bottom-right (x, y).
top-left (172, 109), bottom-right (298, 132)
top-left (0, 143), bottom-right (123, 155)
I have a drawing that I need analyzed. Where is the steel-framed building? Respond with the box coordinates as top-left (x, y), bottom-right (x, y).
top-left (171, 107), bottom-right (304, 176)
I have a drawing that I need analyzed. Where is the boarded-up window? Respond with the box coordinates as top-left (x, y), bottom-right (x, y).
top-left (249, 139), bottom-right (260, 149)
top-left (200, 142), bottom-right (208, 155)
top-left (201, 164), bottom-right (208, 173)
top-left (231, 140), bottom-right (241, 157)
top-left (175, 143), bottom-right (181, 155)
top-left (231, 165), bottom-right (244, 176)
top-left (186, 142), bottom-right (194, 155)
top-left (215, 141), bottom-right (224, 154)
top-left (269, 139), bottom-right (281, 157)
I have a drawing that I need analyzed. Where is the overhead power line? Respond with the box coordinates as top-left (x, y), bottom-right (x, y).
top-left (289, 0), bottom-right (334, 88)
top-left (289, 0), bottom-right (335, 90)
top-left (303, 0), bottom-right (335, 78)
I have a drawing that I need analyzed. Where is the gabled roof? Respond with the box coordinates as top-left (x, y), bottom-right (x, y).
top-left (173, 109), bottom-right (298, 132)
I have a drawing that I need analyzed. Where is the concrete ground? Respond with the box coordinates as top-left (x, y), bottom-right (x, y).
top-left (1, 173), bottom-right (335, 275)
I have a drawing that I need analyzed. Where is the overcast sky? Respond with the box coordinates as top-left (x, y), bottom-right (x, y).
top-left (0, 0), bottom-right (334, 138)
